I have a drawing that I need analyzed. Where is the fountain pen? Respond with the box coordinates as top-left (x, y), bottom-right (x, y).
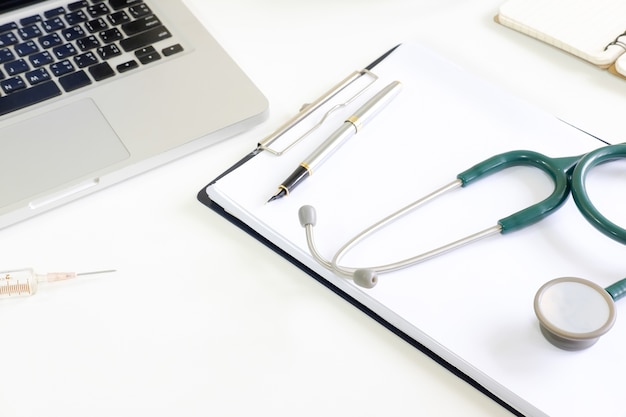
top-left (267, 80), bottom-right (402, 203)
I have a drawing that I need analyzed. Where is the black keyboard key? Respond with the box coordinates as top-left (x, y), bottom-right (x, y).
top-left (129, 4), bottom-right (151, 18)
top-left (97, 44), bottom-right (121, 60)
top-left (0, 32), bottom-right (17, 47)
top-left (20, 15), bottom-right (42, 26)
top-left (74, 51), bottom-right (98, 68)
top-left (1, 76), bottom-right (26, 93)
top-left (108, 11), bottom-right (130, 26)
top-left (99, 27), bottom-right (123, 43)
top-left (65, 10), bottom-right (87, 25)
top-left (86, 18), bottom-right (108, 33)
top-left (25, 67), bottom-right (51, 85)
top-left (62, 25), bottom-right (85, 41)
top-left (0, 22), bottom-right (17, 34)
top-left (29, 51), bottom-right (54, 67)
top-left (109, 0), bottom-right (142, 11)
top-left (88, 62), bottom-right (114, 81)
top-left (116, 60), bottom-right (138, 73)
top-left (0, 48), bottom-right (14, 63)
top-left (135, 46), bottom-right (154, 56)
top-left (0, 32), bottom-right (18, 46)
top-left (0, 80), bottom-right (60, 116)
top-left (5, 59), bottom-right (29, 76)
top-left (162, 44), bottom-right (183, 57)
top-left (42, 17), bottom-right (65, 33)
top-left (39, 33), bottom-right (63, 49)
top-left (135, 45), bottom-right (159, 64)
top-left (76, 35), bottom-right (100, 51)
top-left (15, 40), bottom-right (39, 56)
top-left (67, 1), bottom-right (88, 11)
top-left (53, 43), bottom-right (77, 59)
top-left (121, 15), bottom-right (161, 36)
top-left (137, 53), bottom-right (160, 65)
top-left (58, 70), bottom-right (91, 92)
top-left (50, 59), bottom-right (74, 77)
top-left (44, 7), bottom-right (66, 19)
top-left (87, 3), bottom-right (109, 18)
top-left (18, 24), bottom-right (42, 40)
top-left (119, 25), bottom-right (171, 52)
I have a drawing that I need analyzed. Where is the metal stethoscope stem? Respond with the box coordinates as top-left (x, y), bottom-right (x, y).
top-left (299, 179), bottom-right (502, 288)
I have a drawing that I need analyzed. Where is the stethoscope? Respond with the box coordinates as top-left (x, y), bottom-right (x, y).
top-left (298, 143), bottom-right (626, 350)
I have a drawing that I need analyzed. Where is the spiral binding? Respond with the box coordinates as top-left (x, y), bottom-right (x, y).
top-left (604, 31), bottom-right (626, 51)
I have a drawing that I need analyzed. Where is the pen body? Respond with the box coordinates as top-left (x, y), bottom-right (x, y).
top-left (302, 122), bottom-right (355, 173)
top-left (349, 80), bottom-right (402, 131)
top-left (303, 80), bottom-right (402, 174)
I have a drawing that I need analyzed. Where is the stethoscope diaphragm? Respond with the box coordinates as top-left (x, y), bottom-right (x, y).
top-left (534, 277), bottom-right (616, 351)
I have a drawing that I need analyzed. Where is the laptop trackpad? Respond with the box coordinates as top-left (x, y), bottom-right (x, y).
top-left (0, 99), bottom-right (129, 208)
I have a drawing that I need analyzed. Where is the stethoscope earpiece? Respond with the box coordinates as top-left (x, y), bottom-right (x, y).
top-left (353, 269), bottom-right (378, 288)
top-left (298, 205), bottom-right (317, 228)
top-left (534, 277), bottom-right (616, 351)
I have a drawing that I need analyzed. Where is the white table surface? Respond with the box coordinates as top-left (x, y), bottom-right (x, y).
top-left (2, 1), bottom-right (625, 416)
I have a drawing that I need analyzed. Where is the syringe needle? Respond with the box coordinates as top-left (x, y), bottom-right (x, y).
top-left (76, 269), bottom-right (117, 277)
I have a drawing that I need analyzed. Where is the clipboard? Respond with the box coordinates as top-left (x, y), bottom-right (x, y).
top-left (197, 43), bottom-right (623, 417)
top-left (197, 46), bottom-right (517, 414)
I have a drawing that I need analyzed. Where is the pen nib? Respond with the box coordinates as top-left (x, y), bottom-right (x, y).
top-left (267, 188), bottom-right (287, 203)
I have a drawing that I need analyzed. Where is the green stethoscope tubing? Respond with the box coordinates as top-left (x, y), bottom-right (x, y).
top-left (457, 150), bottom-right (580, 234)
top-left (457, 144), bottom-right (626, 243)
top-left (570, 143), bottom-right (626, 245)
top-left (442, 144), bottom-right (626, 306)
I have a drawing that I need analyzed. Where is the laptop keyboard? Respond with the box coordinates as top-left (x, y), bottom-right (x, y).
top-left (0, 0), bottom-right (184, 117)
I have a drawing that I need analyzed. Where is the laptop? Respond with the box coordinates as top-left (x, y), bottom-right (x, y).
top-left (0, 0), bottom-right (268, 229)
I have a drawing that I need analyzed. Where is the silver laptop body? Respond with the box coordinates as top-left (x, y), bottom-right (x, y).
top-left (0, 0), bottom-right (268, 229)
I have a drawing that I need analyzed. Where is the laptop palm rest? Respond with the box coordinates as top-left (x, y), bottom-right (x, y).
top-left (0, 99), bottom-right (129, 209)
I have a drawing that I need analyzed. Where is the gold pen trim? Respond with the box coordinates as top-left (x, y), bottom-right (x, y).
top-left (346, 115), bottom-right (361, 132)
top-left (300, 162), bottom-right (313, 175)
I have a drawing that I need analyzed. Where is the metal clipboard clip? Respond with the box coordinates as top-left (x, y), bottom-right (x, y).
top-left (257, 69), bottom-right (378, 156)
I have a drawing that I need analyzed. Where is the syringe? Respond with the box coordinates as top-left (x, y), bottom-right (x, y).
top-left (0, 268), bottom-right (114, 299)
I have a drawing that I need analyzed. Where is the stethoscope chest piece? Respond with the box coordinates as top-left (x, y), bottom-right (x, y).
top-left (534, 277), bottom-right (616, 351)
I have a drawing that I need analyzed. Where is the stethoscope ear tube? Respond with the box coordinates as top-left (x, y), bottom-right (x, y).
top-left (571, 143), bottom-right (626, 245)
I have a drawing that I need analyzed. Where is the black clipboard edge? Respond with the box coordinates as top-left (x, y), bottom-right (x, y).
top-left (366, 44), bottom-right (401, 70)
top-left (197, 192), bottom-right (523, 417)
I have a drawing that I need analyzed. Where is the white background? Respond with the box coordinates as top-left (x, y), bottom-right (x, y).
top-left (1, 0), bottom-right (625, 416)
